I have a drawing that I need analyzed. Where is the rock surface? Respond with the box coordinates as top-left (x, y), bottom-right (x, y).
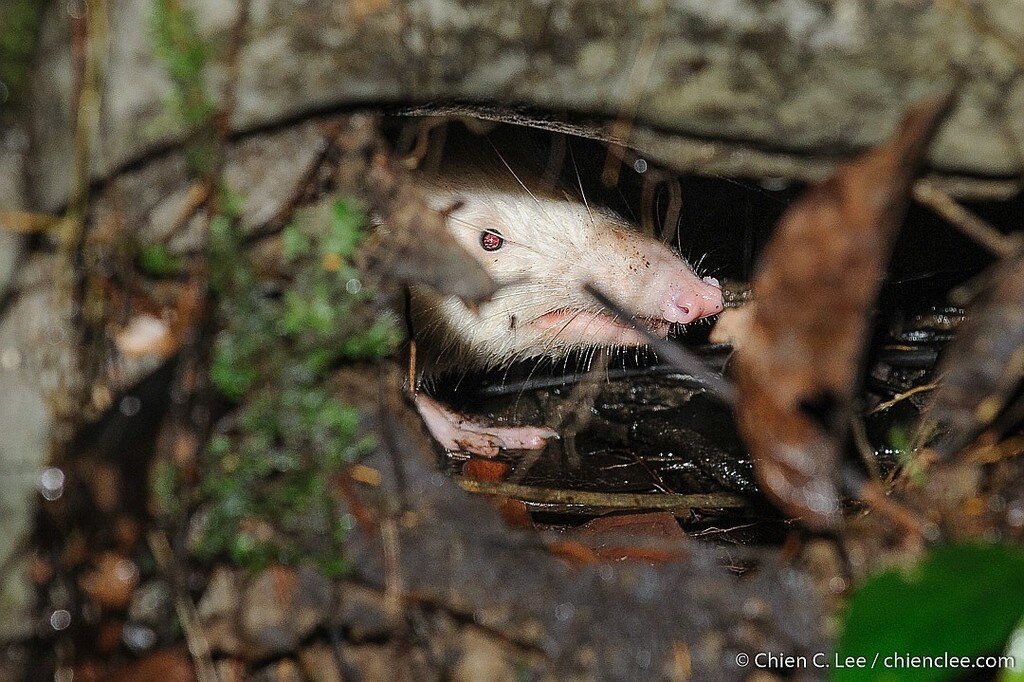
top-left (0, 254), bottom-right (74, 642)
top-left (28, 0), bottom-right (1024, 211)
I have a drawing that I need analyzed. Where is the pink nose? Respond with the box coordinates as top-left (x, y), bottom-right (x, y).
top-left (660, 276), bottom-right (724, 324)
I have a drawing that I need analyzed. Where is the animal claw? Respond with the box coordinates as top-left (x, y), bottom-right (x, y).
top-left (414, 394), bottom-right (555, 457)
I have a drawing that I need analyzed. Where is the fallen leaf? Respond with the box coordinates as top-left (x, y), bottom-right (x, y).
top-left (0, 210), bottom-right (60, 234)
top-left (495, 498), bottom-right (533, 528)
top-left (462, 458), bottom-right (510, 482)
top-left (461, 459), bottom-right (533, 527)
top-left (733, 95), bottom-right (953, 529)
top-left (115, 314), bottom-right (175, 359)
top-left (79, 552), bottom-right (140, 610)
top-left (579, 511), bottom-right (685, 539)
top-left (577, 512), bottom-right (688, 564)
top-left (546, 539), bottom-right (601, 568)
top-left (926, 254), bottom-right (1024, 459)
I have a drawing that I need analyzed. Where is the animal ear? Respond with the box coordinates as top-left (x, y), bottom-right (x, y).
top-left (480, 229), bottom-right (504, 252)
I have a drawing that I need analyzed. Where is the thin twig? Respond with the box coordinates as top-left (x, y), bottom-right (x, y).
top-left (913, 181), bottom-right (1020, 258)
top-left (148, 532), bottom-right (220, 682)
top-left (966, 434), bottom-right (1024, 463)
top-left (849, 415), bottom-right (882, 481)
top-left (600, 0), bottom-right (668, 187)
top-left (377, 367), bottom-right (409, 510)
top-left (661, 176), bottom-right (683, 246)
top-left (548, 349), bottom-right (609, 473)
top-left (841, 467), bottom-right (935, 542)
top-left (689, 522), bottom-right (760, 538)
top-left (856, 479), bottom-right (933, 543)
top-left (455, 476), bottom-right (749, 514)
top-left (380, 515), bottom-right (403, 625)
top-left (626, 451), bottom-right (673, 494)
top-left (583, 282), bottom-right (735, 402)
top-left (867, 381), bottom-right (938, 415)
top-left (161, 182), bottom-right (210, 245)
top-left (160, 0), bottom-right (252, 478)
top-left (52, 0), bottom-right (110, 452)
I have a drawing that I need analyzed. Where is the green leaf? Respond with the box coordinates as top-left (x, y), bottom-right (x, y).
top-left (138, 244), bottom-right (184, 277)
top-left (834, 544), bottom-right (1024, 682)
top-left (1001, 617), bottom-right (1024, 682)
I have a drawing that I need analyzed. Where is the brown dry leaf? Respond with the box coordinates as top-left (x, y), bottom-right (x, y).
top-left (79, 552), bottom-right (140, 610)
top-left (926, 253), bottom-right (1024, 458)
top-left (578, 511), bottom-right (685, 537)
top-left (577, 511), bottom-right (689, 564)
top-left (115, 314), bottom-right (175, 359)
top-left (495, 498), bottom-right (533, 528)
top-left (461, 459), bottom-right (533, 527)
top-left (462, 458), bottom-right (510, 482)
top-left (0, 210), bottom-right (60, 234)
top-left (734, 95), bottom-right (953, 529)
top-left (546, 539), bottom-right (602, 567)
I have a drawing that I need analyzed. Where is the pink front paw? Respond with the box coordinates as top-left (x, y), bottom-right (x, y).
top-left (414, 394), bottom-right (556, 457)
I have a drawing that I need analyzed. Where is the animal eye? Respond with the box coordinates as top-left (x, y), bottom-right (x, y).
top-left (480, 229), bottom-right (504, 252)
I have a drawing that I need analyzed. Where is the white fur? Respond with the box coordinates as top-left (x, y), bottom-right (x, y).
top-left (408, 167), bottom-right (705, 372)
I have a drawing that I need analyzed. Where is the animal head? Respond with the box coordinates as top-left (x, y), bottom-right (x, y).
top-left (411, 171), bottom-right (724, 368)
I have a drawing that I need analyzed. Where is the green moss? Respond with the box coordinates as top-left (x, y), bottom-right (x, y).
top-left (209, 337), bottom-right (259, 400)
top-left (151, 457), bottom-right (183, 518)
top-left (149, 0), bottom-right (217, 174)
top-left (281, 225), bottom-right (313, 262)
top-left (146, 0), bottom-right (397, 576)
top-left (138, 243), bottom-right (185, 277)
top-left (196, 198), bottom-right (400, 575)
top-left (323, 199), bottom-right (368, 259)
